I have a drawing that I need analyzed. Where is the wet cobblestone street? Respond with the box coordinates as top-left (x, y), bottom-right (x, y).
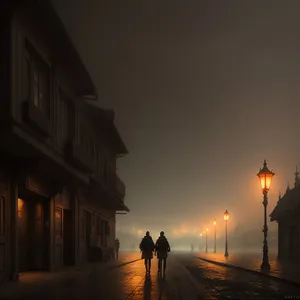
top-left (177, 253), bottom-right (300, 300)
top-left (197, 251), bottom-right (300, 284)
top-left (2, 254), bottom-right (208, 300)
top-left (2, 252), bottom-right (300, 300)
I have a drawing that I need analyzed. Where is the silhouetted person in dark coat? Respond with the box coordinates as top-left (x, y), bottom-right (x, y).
top-left (155, 231), bottom-right (170, 275)
top-left (115, 238), bottom-right (120, 259)
top-left (140, 231), bottom-right (155, 274)
top-left (191, 244), bottom-right (194, 252)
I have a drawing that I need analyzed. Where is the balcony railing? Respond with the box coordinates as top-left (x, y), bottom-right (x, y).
top-left (22, 101), bottom-right (52, 137)
top-left (90, 168), bottom-right (126, 200)
top-left (115, 174), bottom-right (125, 199)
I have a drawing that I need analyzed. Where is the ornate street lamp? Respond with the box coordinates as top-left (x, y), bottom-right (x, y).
top-left (257, 159), bottom-right (274, 271)
top-left (224, 210), bottom-right (229, 257)
top-left (205, 227), bottom-right (208, 253)
top-left (213, 219), bottom-right (217, 253)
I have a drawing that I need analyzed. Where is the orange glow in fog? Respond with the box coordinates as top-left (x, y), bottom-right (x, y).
top-left (18, 198), bottom-right (24, 211)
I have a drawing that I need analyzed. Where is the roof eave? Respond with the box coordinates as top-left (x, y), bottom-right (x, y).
top-left (112, 124), bottom-right (129, 155)
top-left (36, 2), bottom-right (97, 96)
top-left (113, 201), bottom-right (130, 212)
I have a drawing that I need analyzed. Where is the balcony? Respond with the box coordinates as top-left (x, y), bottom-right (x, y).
top-left (90, 172), bottom-right (125, 198)
top-left (89, 171), bottom-right (128, 211)
top-left (115, 174), bottom-right (125, 199)
top-left (22, 101), bottom-right (52, 137)
top-left (66, 139), bottom-right (94, 173)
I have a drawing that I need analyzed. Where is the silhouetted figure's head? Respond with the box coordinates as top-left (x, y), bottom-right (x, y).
top-left (146, 231), bottom-right (150, 236)
top-left (160, 231), bottom-right (164, 237)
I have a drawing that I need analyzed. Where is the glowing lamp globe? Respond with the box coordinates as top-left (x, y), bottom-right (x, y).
top-left (257, 160), bottom-right (275, 192)
top-left (224, 210), bottom-right (229, 221)
top-left (213, 219), bottom-right (216, 226)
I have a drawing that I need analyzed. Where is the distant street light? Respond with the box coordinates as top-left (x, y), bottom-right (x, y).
top-left (200, 233), bottom-right (203, 251)
top-left (224, 210), bottom-right (229, 257)
top-left (257, 159), bottom-right (274, 271)
top-left (213, 218), bottom-right (217, 253)
top-left (205, 227), bottom-right (208, 253)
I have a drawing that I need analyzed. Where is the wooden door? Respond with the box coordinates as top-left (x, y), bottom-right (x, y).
top-left (63, 209), bottom-right (73, 266)
top-left (54, 207), bottom-right (63, 269)
top-left (85, 211), bottom-right (92, 248)
top-left (18, 198), bottom-right (29, 271)
top-left (0, 194), bottom-right (7, 281)
top-left (33, 200), bottom-right (43, 270)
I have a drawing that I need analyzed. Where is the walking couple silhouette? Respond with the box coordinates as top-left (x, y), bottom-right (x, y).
top-left (139, 231), bottom-right (171, 276)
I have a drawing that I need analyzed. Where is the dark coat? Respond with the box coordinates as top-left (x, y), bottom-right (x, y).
top-left (155, 236), bottom-right (170, 259)
top-left (140, 236), bottom-right (155, 259)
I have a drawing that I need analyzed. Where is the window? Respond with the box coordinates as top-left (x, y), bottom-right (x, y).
top-left (26, 42), bottom-right (50, 117)
top-left (76, 110), bottom-right (81, 144)
top-left (80, 213), bottom-right (85, 238)
top-left (104, 164), bottom-right (110, 184)
top-left (0, 197), bottom-right (4, 235)
top-left (97, 151), bottom-right (103, 178)
top-left (33, 70), bottom-right (39, 107)
top-left (25, 53), bottom-right (31, 101)
top-left (96, 216), bottom-right (101, 235)
top-left (105, 221), bottom-right (110, 236)
top-left (92, 142), bottom-right (97, 163)
top-left (57, 90), bottom-right (75, 147)
top-left (101, 220), bottom-right (109, 246)
top-left (95, 151), bottom-right (99, 171)
top-left (55, 207), bottom-right (62, 236)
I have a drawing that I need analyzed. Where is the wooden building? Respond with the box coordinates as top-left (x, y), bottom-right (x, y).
top-left (0, 0), bottom-right (129, 283)
top-left (270, 169), bottom-right (300, 261)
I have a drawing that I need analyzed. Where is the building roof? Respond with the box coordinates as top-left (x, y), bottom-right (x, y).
top-left (114, 201), bottom-right (130, 212)
top-left (79, 101), bottom-right (129, 156)
top-left (270, 174), bottom-right (300, 221)
top-left (11, 0), bottom-right (97, 97)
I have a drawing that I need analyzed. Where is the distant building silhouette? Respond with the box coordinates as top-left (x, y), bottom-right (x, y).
top-left (0, 1), bottom-right (129, 284)
top-left (270, 167), bottom-right (300, 261)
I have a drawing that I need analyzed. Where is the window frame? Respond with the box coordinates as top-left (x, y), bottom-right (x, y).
top-left (25, 40), bottom-right (51, 118)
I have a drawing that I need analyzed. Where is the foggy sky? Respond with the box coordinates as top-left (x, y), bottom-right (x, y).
top-left (53, 0), bottom-right (300, 241)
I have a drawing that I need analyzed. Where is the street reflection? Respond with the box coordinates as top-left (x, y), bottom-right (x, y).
top-left (189, 254), bottom-right (300, 299)
top-left (143, 275), bottom-right (152, 300)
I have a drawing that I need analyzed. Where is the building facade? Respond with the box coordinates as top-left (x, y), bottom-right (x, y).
top-left (270, 169), bottom-right (300, 261)
top-left (0, 1), bottom-right (129, 283)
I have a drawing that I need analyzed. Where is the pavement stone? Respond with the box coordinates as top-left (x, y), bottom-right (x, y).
top-left (177, 253), bottom-right (300, 300)
top-left (0, 253), bottom-right (214, 300)
top-left (5, 252), bottom-right (297, 300)
top-left (0, 251), bottom-right (140, 299)
top-left (196, 251), bottom-right (300, 284)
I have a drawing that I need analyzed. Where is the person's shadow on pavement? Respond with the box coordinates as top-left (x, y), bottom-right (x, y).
top-left (143, 275), bottom-right (152, 300)
top-left (156, 273), bottom-right (166, 297)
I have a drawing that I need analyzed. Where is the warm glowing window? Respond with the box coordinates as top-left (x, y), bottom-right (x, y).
top-left (17, 198), bottom-right (24, 211)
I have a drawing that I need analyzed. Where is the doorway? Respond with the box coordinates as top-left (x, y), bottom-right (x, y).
top-left (63, 209), bottom-right (74, 266)
top-left (17, 196), bottom-right (50, 272)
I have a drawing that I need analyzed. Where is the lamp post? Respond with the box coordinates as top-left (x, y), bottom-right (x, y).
top-left (200, 233), bottom-right (203, 251)
top-left (257, 159), bottom-right (274, 271)
top-left (205, 227), bottom-right (208, 253)
top-left (213, 219), bottom-right (217, 253)
top-left (224, 210), bottom-right (229, 257)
